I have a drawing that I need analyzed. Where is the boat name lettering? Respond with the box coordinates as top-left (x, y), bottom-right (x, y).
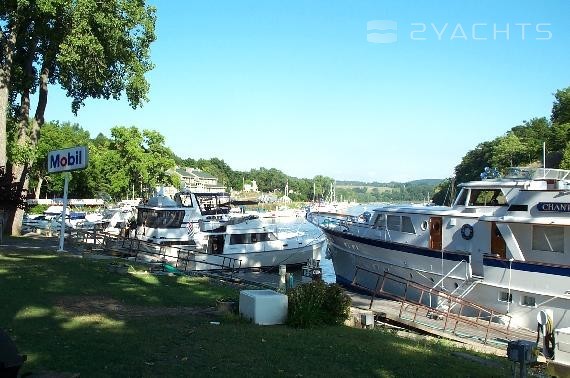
top-left (537, 202), bottom-right (570, 212)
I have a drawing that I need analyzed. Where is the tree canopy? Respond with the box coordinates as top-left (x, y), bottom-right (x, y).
top-left (0, 0), bottom-right (156, 234)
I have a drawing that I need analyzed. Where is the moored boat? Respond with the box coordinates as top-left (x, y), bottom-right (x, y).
top-left (181, 215), bottom-right (325, 271)
top-left (309, 167), bottom-right (570, 332)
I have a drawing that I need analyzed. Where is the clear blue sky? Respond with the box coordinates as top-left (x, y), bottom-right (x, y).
top-left (43, 0), bottom-right (570, 182)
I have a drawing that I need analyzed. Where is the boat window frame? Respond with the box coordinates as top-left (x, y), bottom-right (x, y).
top-left (467, 188), bottom-right (508, 207)
top-left (373, 213), bottom-right (386, 229)
top-left (384, 214), bottom-right (416, 234)
top-left (454, 188), bottom-right (469, 206)
top-left (387, 215), bottom-right (401, 232)
top-left (521, 295), bottom-right (536, 308)
top-left (137, 209), bottom-right (185, 229)
top-left (401, 216), bottom-right (416, 234)
top-left (498, 291), bottom-right (513, 303)
top-left (532, 225), bottom-right (564, 253)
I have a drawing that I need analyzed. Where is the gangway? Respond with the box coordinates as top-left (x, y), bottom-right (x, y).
top-left (349, 266), bottom-right (535, 345)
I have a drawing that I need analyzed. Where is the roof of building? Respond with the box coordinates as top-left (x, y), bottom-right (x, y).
top-left (175, 167), bottom-right (217, 180)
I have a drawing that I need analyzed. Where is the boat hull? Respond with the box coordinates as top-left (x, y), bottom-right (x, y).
top-left (326, 227), bottom-right (570, 330)
top-left (182, 240), bottom-right (325, 271)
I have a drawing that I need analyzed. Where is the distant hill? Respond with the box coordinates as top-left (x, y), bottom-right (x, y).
top-left (337, 178), bottom-right (443, 187)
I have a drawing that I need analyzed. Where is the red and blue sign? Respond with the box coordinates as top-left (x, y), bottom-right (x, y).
top-left (48, 146), bottom-right (89, 173)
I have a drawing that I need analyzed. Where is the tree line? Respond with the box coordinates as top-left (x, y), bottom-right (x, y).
top-left (432, 86), bottom-right (570, 205)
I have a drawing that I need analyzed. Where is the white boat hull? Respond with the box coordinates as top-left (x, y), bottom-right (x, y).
top-left (326, 228), bottom-right (570, 330)
top-left (182, 239), bottom-right (325, 271)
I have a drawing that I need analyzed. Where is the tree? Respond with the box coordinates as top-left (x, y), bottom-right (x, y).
top-left (552, 87), bottom-right (570, 125)
top-left (31, 121), bottom-right (90, 198)
top-left (454, 141), bottom-right (495, 185)
top-left (491, 133), bottom-right (528, 170)
top-left (1, 0), bottom-right (156, 235)
top-left (560, 141), bottom-right (570, 170)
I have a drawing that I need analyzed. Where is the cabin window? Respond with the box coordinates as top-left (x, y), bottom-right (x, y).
top-left (137, 209), bottom-right (185, 228)
top-left (499, 291), bottom-right (513, 303)
top-left (385, 215), bottom-right (416, 234)
top-left (532, 226), bottom-right (564, 253)
top-left (260, 233), bottom-right (277, 241)
top-left (454, 189), bottom-right (468, 206)
top-left (521, 296), bottom-right (536, 307)
top-left (174, 193), bottom-right (193, 207)
top-left (468, 189), bottom-right (507, 206)
top-left (387, 215), bottom-right (401, 231)
top-left (230, 234), bottom-right (249, 245)
top-left (401, 216), bottom-right (416, 234)
top-left (373, 214), bottom-right (386, 229)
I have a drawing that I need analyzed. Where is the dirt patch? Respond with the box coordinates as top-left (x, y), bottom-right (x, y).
top-left (54, 296), bottom-right (218, 318)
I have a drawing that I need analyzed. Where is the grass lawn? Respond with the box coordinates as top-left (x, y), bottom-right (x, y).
top-left (1, 243), bottom-right (515, 377)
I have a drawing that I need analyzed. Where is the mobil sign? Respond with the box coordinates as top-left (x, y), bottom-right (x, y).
top-left (48, 146), bottom-right (89, 173)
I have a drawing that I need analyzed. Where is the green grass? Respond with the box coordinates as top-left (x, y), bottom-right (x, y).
top-left (1, 246), bottom-right (513, 377)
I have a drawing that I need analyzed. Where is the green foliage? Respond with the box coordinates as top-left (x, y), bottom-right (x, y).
top-left (287, 281), bottom-right (351, 328)
top-left (491, 132), bottom-right (528, 170)
top-left (560, 141), bottom-right (570, 170)
top-left (27, 204), bottom-right (49, 214)
top-left (0, 166), bottom-right (27, 211)
top-left (552, 87), bottom-right (570, 125)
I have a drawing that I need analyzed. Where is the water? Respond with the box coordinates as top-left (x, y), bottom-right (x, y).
top-left (272, 204), bottom-right (380, 284)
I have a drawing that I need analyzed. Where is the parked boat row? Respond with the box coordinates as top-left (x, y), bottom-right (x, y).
top-left (133, 189), bottom-right (325, 270)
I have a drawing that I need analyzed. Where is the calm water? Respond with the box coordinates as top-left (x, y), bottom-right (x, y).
top-left (273, 204), bottom-right (381, 284)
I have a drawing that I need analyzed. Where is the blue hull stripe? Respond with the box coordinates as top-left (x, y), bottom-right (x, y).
top-left (484, 256), bottom-right (570, 277)
top-left (323, 228), bottom-right (469, 262)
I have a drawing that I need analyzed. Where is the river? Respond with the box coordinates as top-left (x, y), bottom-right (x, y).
top-left (272, 203), bottom-right (382, 283)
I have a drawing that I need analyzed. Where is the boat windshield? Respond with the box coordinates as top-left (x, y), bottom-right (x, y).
top-left (174, 193), bottom-right (194, 207)
top-left (137, 209), bottom-right (185, 228)
top-left (229, 232), bottom-right (278, 244)
top-left (468, 189), bottom-right (507, 206)
top-left (195, 193), bottom-right (231, 215)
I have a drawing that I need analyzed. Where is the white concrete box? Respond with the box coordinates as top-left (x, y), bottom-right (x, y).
top-left (555, 327), bottom-right (570, 365)
top-left (239, 289), bottom-right (288, 325)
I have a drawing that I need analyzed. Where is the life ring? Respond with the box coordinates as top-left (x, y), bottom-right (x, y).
top-left (461, 224), bottom-right (474, 240)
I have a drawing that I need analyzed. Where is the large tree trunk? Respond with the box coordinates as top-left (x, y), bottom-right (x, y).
top-left (10, 66), bottom-right (49, 235)
top-left (10, 85), bottom-right (31, 236)
top-left (0, 22), bottom-right (17, 170)
top-left (34, 176), bottom-right (44, 199)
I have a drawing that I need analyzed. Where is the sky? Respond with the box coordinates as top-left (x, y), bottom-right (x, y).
top-left (41, 0), bottom-right (570, 182)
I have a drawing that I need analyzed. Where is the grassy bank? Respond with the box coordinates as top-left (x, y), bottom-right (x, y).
top-left (0, 243), bottom-right (513, 377)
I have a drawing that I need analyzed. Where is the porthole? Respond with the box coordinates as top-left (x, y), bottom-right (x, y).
top-left (420, 220), bottom-right (428, 231)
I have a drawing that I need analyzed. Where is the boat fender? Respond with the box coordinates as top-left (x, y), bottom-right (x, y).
top-left (460, 224), bottom-right (474, 240)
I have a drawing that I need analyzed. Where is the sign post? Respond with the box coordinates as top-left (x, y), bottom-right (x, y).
top-left (47, 146), bottom-right (89, 252)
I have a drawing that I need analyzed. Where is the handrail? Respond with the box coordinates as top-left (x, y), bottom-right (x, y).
top-left (431, 259), bottom-right (471, 291)
top-left (351, 266), bottom-right (513, 344)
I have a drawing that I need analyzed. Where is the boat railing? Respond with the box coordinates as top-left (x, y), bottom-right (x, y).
top-left (351, 266), bottom-right (514, 344)
top-left (98, 234), bottom-right (243, 274)
top-left (307, 211), bottom-right (375, 235)
top-left (430, 258), bottom-right (472, 293)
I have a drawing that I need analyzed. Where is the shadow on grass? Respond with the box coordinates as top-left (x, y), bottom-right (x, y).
top-left (1, 248), bottom-right (512, 377)
top-left (0, 248), bottom-right (239, 376)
